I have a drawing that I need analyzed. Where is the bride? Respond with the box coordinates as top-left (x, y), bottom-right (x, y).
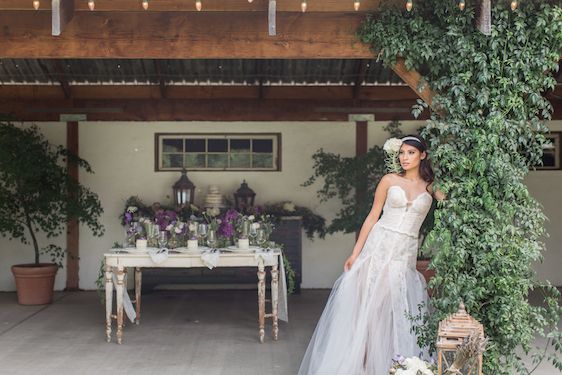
top-left (298, 135), bottom-right (444, 375)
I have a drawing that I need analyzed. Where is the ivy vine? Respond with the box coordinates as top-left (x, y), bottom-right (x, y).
top-left (359, 0), bottom-right (562, 373)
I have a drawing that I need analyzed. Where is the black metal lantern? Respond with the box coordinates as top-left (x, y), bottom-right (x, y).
top-left (234, 180), bottom-right (256, 213)
top-left (173, 168), bottom-right (195, 206)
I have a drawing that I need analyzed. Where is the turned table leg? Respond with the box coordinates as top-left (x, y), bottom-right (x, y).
top-left (105, 263), bottom-right (113, 343)
top-left (271, 263), bottom-right (279, 341)
top-left (115, 266), bottom-right (125, 345)
top-left (135, 267), bottom-right (142, 325)
top-left (257, 260), bottom-right (266, 343)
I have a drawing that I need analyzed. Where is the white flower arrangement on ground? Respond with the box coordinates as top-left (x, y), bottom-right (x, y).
top-left (383, 137), bottom-right (403, 174)
top-left (389, 355), bottom-right (436, 375)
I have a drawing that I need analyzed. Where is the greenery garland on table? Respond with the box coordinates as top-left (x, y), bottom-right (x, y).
top-left (120, 196), bottom-right (327, 240)
top-left (359, 1), bottom-right (562, 373)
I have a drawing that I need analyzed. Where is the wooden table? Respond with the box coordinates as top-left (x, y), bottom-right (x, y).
top-left (104, 249), bottom-right (281, 344)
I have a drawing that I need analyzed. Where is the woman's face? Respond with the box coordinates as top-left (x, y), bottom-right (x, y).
top-left (399, 143), bottom-right (426, 172)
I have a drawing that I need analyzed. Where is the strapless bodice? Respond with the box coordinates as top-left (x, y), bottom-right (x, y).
top-left (376, 185), bottom-right (433, 237)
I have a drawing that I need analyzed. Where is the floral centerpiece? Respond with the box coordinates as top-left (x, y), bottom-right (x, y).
top-left (388, 355), bottom-right (436, 375)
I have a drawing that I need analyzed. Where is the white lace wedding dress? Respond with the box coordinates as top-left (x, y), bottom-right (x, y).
top-left (298, 185), bottom-right (433, 375)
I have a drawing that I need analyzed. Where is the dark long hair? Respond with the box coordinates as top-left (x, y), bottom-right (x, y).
top-left (401, 134), bottom-right (434, 188)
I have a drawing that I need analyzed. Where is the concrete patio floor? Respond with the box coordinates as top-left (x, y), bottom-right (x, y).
top-left (0, 289), bottom-right (560, 375)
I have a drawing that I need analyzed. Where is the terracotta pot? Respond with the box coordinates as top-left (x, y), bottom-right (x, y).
top-left (416, 259), bottom-right (435, 284)
top-left (11, 263), bottom-right (58, 305)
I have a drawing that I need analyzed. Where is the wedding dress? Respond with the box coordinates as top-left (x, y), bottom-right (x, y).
top-left (298, 185), bottom-right (433, 375)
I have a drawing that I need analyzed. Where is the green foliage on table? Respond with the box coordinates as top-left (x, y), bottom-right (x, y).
top-left (0, 122), bottom-right (104, 266)
top-left (359, 1), bottom-right (562, 373)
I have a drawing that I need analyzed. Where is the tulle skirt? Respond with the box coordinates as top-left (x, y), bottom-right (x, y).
top-left (298, 223), bottom-right (429, 375)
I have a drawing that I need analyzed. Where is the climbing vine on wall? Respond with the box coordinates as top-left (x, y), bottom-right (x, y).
top-left (359, 1), bottom-right (562, 373)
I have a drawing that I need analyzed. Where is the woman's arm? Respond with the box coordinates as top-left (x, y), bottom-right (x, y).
top-left (428, 182), bottom-right (446, 201)
top-left (344, 174), bottom-right (391, 271)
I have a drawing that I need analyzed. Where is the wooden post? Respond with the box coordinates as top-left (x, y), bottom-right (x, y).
top-left (65, 119), bottom-right (80, 290)
top-left (350, 114), bottom-right (373, 240)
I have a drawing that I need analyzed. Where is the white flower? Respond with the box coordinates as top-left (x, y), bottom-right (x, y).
top-left (174, 227), bottom-right (182, 234)
top-left (383, 137), bottom-right (403, 153)
top-left (248, 215), bottom-right (255, 221)
top-left (206, 207), bottom-right (220, 217)
top-left (166, 224), bottom-right (173, 231)
top-left (216, 219), bottom-right (222, 224)
top-left (188, 222), bottom-right (198, 232)
top-left (126, 206), bottom-right (138, 213)
top-left (283, 202), bottom-right (296, 212)
top-left (251, 222), bottom-right (260, 229)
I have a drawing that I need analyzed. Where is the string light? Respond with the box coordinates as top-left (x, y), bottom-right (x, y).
top-left (88, 0), bottom-right (95, 11)
top-left (406, 0), bottom-right (413, 12)
top-left (354, 1), bottom-right (360, 11)
top-left (32, 0), bottom-right (40, 10)
top-left (459, 0), bottom-right (465, 10)
top-left (142, 0), bottom-right (148, 10)
top-left (301, 0), bottom-right (307, 12)
top-left (195, 0), bottom-right (202, 11)
top-left (511, 0), bottom-right (518, 11)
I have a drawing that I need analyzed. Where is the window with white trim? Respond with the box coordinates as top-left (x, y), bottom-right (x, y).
top-left (155, 133), bottom-right (281, 171)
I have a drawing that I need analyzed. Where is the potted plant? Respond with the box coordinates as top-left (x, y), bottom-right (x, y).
top-left (0, 122), bottom-right (104, 305)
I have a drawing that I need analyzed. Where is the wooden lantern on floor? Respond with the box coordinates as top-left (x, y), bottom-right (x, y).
top-left (437, 302), bottom-right (484, 375)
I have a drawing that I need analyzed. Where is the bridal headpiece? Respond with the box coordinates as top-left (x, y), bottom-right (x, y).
top-left (383, 137), bottom-right (403, 174)
top-left (382, 136), bottom-right (425, 173)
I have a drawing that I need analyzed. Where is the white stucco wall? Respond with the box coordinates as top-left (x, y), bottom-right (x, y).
top-left (0, 120), bottom-right (560, 290)
top-left (526, 120), bottom-right (562, 286)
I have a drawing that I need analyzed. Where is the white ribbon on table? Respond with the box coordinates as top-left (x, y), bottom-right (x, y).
top-left (201, 249), bottom-right (221, 269)
top-left (111, 272), bottom-right (137, 324)
top-left (255, 250), bottom-right (289, 322)
top-left (148, 247), bottom-right (169, 264)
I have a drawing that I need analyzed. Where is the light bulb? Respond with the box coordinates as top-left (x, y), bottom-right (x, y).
top-left (511, 0), bottom-right (518, 11)
top-left (88, 0), bottom-right (95, 11)
top-left (459, 0), bottom-right (465, 10)
top-left (406, 0), bottom-right (413, 11)
top-left (354, 1), bottom-right (360, 11)
top-left (195, 0), bottom-right (202, 11)
top-left (32, 0), bottom-right (40, 10)
top-left (142, 0), bottom-right (148, 10)
top-left (248, 0), bottom-right (253, 2)
top-left (301, 1), bottom-right (307, 12)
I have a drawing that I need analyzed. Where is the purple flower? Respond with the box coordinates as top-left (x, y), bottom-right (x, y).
top-left (125, 212), bottom-right (133, 225)
top-left (392, 354), bottom-right (406, 365)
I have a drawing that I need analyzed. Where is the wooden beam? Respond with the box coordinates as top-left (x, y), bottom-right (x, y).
top-left (52, 0), bottom-right (74, 36)
top-left (0, 84), bottom-right (417, 101)
top-left (65, 120), bottom-right (80, 291)
top-left (0, 12), bottom-right (372, 58)
top-left (0, 0), bottom-right (393, 12)
top-left (391, 57), bottom-right (435, 108)
top-left (0, 98), bottom-right (424, 122)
